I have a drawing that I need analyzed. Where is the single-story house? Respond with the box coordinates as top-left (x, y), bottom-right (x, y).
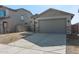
top-left (31, 8), bottom-right (74, 34)
top-left (0, 5), bottom-right (32, 34)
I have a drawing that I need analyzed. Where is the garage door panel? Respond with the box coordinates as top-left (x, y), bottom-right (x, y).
top-left (38, 19), bottom-right (66, 33)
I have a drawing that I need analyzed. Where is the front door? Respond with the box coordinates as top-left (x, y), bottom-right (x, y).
top-left (2, 21), bottom-right (8, 33)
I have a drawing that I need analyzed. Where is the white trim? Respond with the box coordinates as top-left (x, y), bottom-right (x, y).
top-left (6, 9), bottom-right (9, 16)
top-left (36, 16), bottom-right (69, 20)
top-left (21, 15), bottom-right (24, 20)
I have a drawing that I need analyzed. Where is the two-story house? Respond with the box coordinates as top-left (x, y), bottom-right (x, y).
top-left (0, 5), bottom-right (32, 34)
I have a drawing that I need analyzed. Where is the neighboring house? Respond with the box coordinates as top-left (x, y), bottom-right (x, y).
top-left (31, 8), bottom-right (74, 34)
top-left (0, 5), bottom-right (32, 34)
top-left (71, 23), bottom-right (79, 34)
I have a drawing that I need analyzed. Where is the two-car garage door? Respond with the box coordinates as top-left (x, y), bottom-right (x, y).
top-left (38, 18), bottom-right (66, 34)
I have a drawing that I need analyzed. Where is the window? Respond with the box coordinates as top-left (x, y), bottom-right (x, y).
top-left (21, 15), bottom-right (24, 20)
top-left (0, 10), bottom-right (6, 17)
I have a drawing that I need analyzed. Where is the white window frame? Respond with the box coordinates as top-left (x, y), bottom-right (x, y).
top-left (21, 15), bottom-right (24, 20)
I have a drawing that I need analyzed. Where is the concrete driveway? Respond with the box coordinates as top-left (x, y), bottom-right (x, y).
top-left (26, 33), bottom-right (66, 46)
top-left (6, 33), bottom-right (66, 54)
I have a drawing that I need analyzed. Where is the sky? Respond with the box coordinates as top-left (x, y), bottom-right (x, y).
top-left (0, 0), bottom-right (79, 5)
top-left (5, 5), bottom-right (79, 24)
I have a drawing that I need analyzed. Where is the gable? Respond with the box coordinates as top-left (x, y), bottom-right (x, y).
top-left (17, 10), bottom-right (29, 14)
top-left (38, 8), bottom-right (74, 18)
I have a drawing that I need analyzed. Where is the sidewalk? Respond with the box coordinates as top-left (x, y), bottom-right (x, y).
top-left (0, 43), bottom-right (66, 54)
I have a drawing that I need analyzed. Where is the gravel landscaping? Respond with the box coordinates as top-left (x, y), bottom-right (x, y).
top-left (0, 32), bottom-right (32, 44)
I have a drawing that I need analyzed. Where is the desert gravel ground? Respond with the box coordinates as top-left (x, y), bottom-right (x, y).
top-left (0, 32), bottom-right (23, 44)
top-left (66, 38), bottom-right (79, 54)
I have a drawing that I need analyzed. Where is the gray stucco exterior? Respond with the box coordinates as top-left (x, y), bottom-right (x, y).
top-left (0, 6), bottom-right (32, 34)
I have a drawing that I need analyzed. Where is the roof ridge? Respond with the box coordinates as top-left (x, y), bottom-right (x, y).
top-left (16, 8), bottom-right (32, 14)
top-left (37, 8), bottom-right (74, 19)
top-left (39, 8), bottom-right (74, 16)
